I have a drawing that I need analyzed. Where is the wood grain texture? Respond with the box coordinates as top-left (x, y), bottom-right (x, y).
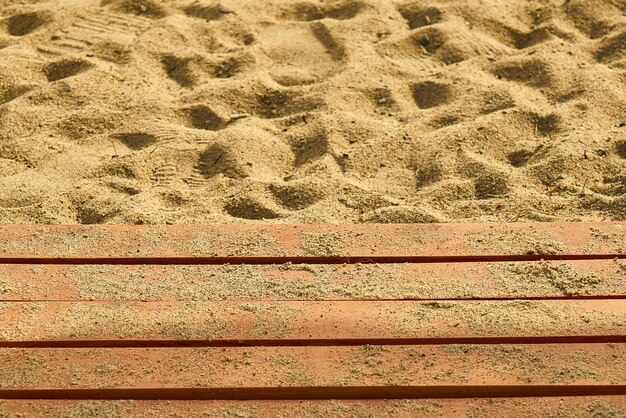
top-left (2, 397), bottom-right (625, 418)
top-left (1, 344), bottom-right (624, 396)
top-left (0, 300), bottom-right (624, 345)
top-left (1, 259), bottom-right (624, 301)
top-left (1, 223), bottom-right (624, 410)
top-left (0, 223), bottom-right (623, 260)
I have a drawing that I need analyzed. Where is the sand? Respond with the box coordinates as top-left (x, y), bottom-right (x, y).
top-left (0, 0), bottom-right (624, 224)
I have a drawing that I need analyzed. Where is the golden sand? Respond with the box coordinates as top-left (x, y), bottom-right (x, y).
top-left (0, 0), bottom-right (624, 224)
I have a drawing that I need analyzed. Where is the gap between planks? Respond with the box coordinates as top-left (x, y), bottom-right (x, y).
top-left (2, 386), bottom-right (626, 400)
top-left (3, 335), bottom-right (626, 348)
top-left (3, 296), bottom-right (626, 302)
top-left (0, 254), bottom-right (624, 265)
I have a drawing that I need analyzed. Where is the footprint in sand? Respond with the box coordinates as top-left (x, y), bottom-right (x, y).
top-left (36, 10), bottom-right (151, 63)
top-left (282, 0), bottom-right (366, 22)
top-left (43, 58), bottom-right (94, 82)
top-left (258, 22), bottom-right (345, 86)
top-left (411, 81), bottom-right (453, 109)
top-left (6, 11), bottom-right (52, 36)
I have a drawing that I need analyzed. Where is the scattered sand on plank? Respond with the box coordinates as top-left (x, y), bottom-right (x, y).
top-left (1, 398), bottom-right (625, 418)
top-left (0, 260), bottom-right (622, 301)
top-left (1, 398), bottom-right (626, 418)
top-left (1, 299), bottom-right (623, 340)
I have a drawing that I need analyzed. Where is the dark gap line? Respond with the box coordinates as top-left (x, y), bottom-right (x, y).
top-left (1, 385), bottom-right (625, 400)
top-left (0, 254), bottom-right (623, 265)
top-left (3, 335), bottom-right (625, 348)
top-left (2, 295), bottom-right (626, 303)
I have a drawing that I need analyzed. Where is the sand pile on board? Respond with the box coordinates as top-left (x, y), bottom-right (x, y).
top-left (0, 0), bottom-right (624, 224)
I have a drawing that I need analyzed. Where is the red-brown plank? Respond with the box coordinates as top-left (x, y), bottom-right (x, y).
top-left (0, 344), bottom-right (624, 398)
top-left (1, 259), bottom-right (624, 301)
top-left (1, 397), bottom-right (625, 417)
top-left (0, 300), bottom-right (624, 345)
top-left (0, 223), bottom-right (623, 260)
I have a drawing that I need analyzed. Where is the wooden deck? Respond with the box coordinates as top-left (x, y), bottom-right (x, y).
top-left (0, 223), bottom-right (625, 416)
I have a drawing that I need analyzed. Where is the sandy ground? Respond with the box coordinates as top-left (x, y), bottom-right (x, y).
top-left (0, 0), bottom-right (624, 224)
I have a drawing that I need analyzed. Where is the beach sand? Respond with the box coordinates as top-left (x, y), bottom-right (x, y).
top-left (0, 0), bottom-right (624, 224)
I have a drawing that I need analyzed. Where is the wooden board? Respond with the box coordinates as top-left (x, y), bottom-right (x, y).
top-left (1, 259), bottom-right (625, 301)
top-left (0, 223), bottom-right (623, 260)
top-left (1, 344), bottom-right (625, 398)
top-left (1, 397), bottom-right (625, 417)
top-left (0, 300), bottom-right (625, 346)
top-left (0, 223), bottom-right (624, 416)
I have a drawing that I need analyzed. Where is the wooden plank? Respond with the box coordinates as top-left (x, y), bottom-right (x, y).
top-left (0, 344), bottom-right (624, 398)
top-left (0, 223), bottom-right (623, 260)
top-left (1, 300), bottom-right (624, 344)
top-left (1, 259), bottom-right (624, 301)
top-left (1, 397), bottom-right (625, 417)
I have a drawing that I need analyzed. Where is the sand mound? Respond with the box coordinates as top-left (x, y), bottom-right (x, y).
top-left (0, 0), bottom-right (624, 223)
